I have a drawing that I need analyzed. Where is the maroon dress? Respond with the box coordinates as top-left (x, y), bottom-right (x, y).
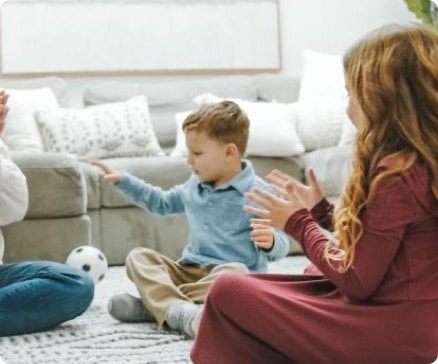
top-left (191, 160), bottom-right (438, 364)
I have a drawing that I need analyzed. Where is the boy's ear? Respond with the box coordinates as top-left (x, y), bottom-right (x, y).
top-left (225, 143), bottom-right (239, 156)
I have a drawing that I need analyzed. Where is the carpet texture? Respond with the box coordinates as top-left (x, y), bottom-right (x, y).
top-left (0, 256), bottom-right (309, 364)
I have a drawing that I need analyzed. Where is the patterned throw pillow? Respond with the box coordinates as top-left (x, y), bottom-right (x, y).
top-left (36, 96), bottom-right (164, 159)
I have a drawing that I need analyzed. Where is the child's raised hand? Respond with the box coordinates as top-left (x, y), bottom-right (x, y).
top-left (266, 169), bottom-right (324, 210)
top-left (250, 218), bottom-right (275, 251)
top-left (90, 160), bottom-right (123, 184)
top-left (244, 186), bottom-right (305, 230)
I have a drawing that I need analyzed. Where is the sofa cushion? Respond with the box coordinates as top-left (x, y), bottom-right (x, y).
top-left (298, 145), bottom-right (353, 197)
top-left (191, 94), bottom-right (305, 157)
top-left (11, 152), bottom-right (87, 219)
top-left (37, 96), bottom-right (165, 159)
top-left (250, 156), bottom-right (302, 182)
top-left (298, 50), bottom-right (346, 101)
top-left (2, 87), bottom-right (59, 153)
top-left (292, 95), bottom-right (348, 151)
top-left (84, 76), bottom-right (258, 149)
top-left (254, 74), bottom-right (300, 103)
top-left (170, 110), bottom-right (192, 157)
top-left (0, 77), bottom-right (69, 154)
top-left (0, 76), bottom-right (69, 107)
top-left (3, 215), bottom-right (91, 263)
top-left (84, 75), bottom-right (301, 149)
top-left (80, 161), bottom-right (101, 210)
top-left (338, 117), bottom-right (357, 146)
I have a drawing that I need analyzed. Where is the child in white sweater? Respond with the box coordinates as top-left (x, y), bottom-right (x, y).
top-left (0, 90), bottom-right (94, 337)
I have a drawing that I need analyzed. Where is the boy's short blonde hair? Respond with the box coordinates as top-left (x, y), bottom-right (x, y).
top-left (182, 101), bottom-right (249, 155)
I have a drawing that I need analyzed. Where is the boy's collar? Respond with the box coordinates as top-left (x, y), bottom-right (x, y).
top-left (198, 159), bottom-right (255, 194)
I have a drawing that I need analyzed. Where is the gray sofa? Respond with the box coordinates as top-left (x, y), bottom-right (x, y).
top-left (2, 75), bottom-right (352, 265)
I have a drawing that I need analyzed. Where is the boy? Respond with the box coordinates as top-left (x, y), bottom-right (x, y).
top-left (92, 101), bottom-right (290, 338)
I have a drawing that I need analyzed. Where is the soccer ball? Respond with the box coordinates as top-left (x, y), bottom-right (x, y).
top-left (66, 245), bottom-right (108, 284)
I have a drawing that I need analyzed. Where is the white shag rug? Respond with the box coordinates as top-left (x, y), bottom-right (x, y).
top-left (0, 256), bottom-right (309, 364)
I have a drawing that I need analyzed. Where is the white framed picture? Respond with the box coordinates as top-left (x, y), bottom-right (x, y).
top-left (0, 0), bottom-right (281, 75)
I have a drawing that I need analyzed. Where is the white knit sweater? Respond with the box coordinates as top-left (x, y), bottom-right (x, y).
top-left (0, 139), bottom-right (28, 264)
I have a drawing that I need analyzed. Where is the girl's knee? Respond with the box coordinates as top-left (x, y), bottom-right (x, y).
top-left (208, 273), bottom-right (248, 307)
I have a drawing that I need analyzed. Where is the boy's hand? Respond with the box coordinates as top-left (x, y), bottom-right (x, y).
top-left (250, 218), bottom-right (275, 251)
top-left (0, 90), bottom-right (10, 134)
top-left (90, 160), bottom-right (123, 184)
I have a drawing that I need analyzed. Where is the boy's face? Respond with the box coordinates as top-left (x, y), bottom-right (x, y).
top-left (185, 130), bottom-right (237, 187)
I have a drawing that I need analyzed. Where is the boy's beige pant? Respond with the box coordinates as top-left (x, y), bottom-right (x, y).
top-left (126, 247), bottom-right (250, 326)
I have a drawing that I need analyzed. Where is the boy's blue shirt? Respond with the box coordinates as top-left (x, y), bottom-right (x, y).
top-left (116, 160), bottom-right (290, 272)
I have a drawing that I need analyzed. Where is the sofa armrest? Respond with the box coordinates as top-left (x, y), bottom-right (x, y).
top-left (11, 152), bottom-right (87, 219)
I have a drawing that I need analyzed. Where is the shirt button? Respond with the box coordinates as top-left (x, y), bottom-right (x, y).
top-left (203, 224), bottom-right (209, 230)
top-left (207, 201), bottom-right (214, 206)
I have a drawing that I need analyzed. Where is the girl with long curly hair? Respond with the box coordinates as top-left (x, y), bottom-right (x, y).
top-left (191, 23), bottom-right (438, 364)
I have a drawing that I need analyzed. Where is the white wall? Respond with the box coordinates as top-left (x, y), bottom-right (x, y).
top-left (279, 0), bottom-right (416, 76)
top-left (1, 1), bottom-right (280, 74)
top-left (0, 0), bottom-right (417, 106)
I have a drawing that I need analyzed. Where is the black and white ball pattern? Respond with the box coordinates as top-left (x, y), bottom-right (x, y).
top-left (66, 246), bottom-right (108, 284)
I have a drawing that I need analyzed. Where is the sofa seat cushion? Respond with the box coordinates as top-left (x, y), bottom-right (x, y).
top-left (11, 152), bottom-right (87, 218)
top-left (80, 161), bottom-right (101, 210)
top-left (3, 215), bottom-right (91, 263)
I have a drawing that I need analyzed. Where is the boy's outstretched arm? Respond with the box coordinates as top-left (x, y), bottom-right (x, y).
top-left (90, 160), bottom-right (185, 215)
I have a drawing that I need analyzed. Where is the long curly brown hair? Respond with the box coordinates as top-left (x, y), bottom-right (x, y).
top-left (327, 24), bottom-right (438, 271)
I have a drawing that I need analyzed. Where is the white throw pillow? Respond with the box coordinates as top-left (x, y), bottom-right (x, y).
top-left (292, 95), bottom-right (349, 151)
top-left (184, 94), bottom-right (305, 157)
top-left (2, 87), bottom-right (59, 152)
top-left (299, 145), bottom-right (353, 197)
top-left (338, 116), bottom-right (357, 146)
top-left (37, 96), bottom-right (164, 159)
top-left (296, 50), bottom-right (354, 150)
top-left (170, 110), bottom-right (192, 157)
top-left (298, 49), bottom-right (346, 101)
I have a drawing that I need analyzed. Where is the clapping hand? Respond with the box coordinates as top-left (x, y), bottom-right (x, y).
top-left (266, 169), bottom-right (324, 210)
top-left (244, 169), bottom-right (324, 230)
top-left (244, 186), bottom-right (304, 230)
top-left (90, 160), bottom-right (123, 184)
